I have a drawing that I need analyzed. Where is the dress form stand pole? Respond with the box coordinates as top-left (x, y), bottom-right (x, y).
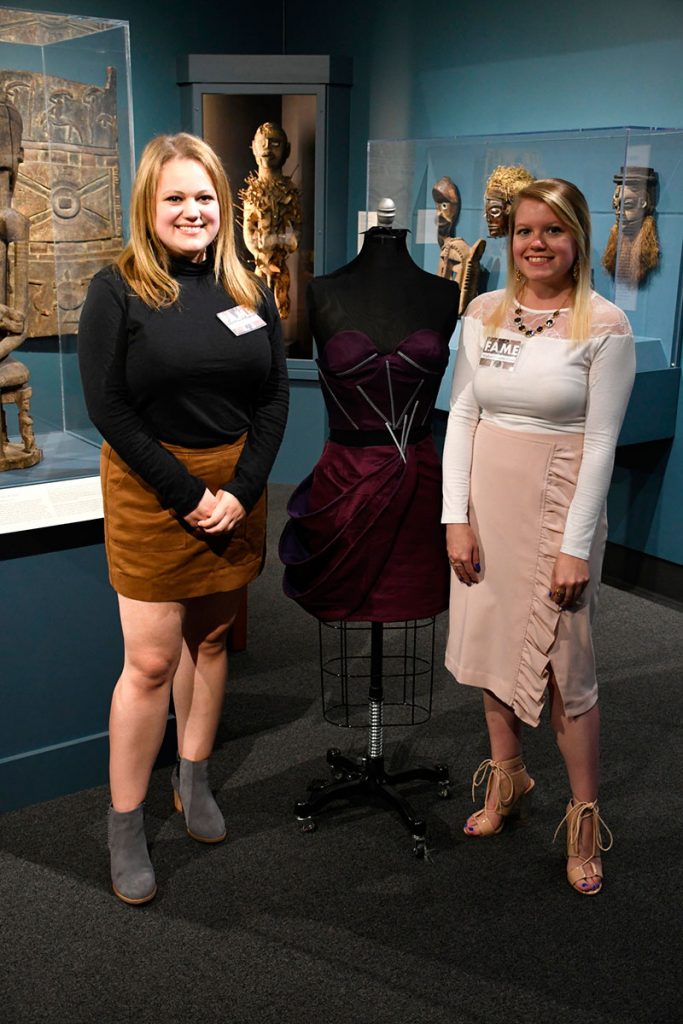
top-left (295, 620), bottom-right (452, 857)
top-left (288, 198), bottom-right (459, 855)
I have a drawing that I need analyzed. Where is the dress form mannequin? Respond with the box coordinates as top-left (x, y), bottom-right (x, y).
top-left (308, 226), bottom-right (459, 354)
top-left (282, 221), bottom-right (459, 852)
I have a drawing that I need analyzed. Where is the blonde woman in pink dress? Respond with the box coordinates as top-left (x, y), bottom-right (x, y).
top-left (442, 178), bottom-right (635, 894)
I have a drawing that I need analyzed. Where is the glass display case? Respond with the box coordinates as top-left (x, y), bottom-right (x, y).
top-left (366, 127), bottom-right (682, 444)
top-left (0, 7), bottom-right (133, 523)
top-left (177, 54), bottom-right (353, 488)
top-left (178, 54), bottom-right (352, 363)
top-left (203, 91), bottom-right (315, 359)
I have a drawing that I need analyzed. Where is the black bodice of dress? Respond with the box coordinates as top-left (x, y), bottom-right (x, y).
top-left (317, 327), bottom-right (450, 452)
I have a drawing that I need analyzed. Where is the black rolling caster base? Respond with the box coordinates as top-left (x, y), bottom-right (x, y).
top-left (295, 747), bottom-right (451, 856)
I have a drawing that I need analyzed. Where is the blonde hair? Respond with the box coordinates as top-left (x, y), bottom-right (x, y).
top-left (117, 133), bottom-right (261, 310)
top-left (488, 178), bottom-right (593, 343)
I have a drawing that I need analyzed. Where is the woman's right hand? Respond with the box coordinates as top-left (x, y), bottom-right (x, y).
top-left (446, 523), bottom-right (481, 585)
top-left (183, 488), bottom-right (218, 529)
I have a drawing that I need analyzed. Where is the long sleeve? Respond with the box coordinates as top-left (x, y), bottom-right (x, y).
top-left (78, 268), bottom-right (206, 517)
top-left (441, 315), bottom-right (482, 523)
top-left (220, 288), bottom-right (289, 513)
top-left (79, 267), bottom-right (290, 518)
top-left (561, 332), bottom-right (635, 558)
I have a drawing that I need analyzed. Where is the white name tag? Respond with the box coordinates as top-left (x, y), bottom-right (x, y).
top-left (217, 305), bottom-right (267, 335)
top-left (479, 336), bottom-right (523, 371)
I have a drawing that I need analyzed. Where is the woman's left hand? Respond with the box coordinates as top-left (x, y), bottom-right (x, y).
top-left (549, 553), bottom-right (590, 609)
top-left (197, 490), bottom-right (246, 534)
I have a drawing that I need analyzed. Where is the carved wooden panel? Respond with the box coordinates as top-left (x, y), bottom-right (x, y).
top-left (0, 67), bottom-right (123, 337)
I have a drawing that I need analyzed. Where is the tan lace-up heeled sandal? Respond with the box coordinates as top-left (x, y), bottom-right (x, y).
top-left (553, 799), bottom-right (613, 895)
top-left (464, 755), bottom-right (535, 837)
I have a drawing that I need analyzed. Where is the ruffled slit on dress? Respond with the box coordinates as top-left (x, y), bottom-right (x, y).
top-left (445, 420), bottom-right (606, 727)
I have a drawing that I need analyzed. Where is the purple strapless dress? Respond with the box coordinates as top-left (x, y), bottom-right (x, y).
top-left (279, 328), bottom-right (451, 622)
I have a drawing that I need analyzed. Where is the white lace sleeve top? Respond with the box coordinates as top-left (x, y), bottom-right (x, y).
top-left (441, 289), bottom-right (636, 559)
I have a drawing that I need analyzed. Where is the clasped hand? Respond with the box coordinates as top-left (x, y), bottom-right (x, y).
top-left (184, 488), bottom-right (245, 535)
top-left (0, 303), bottom-right (24, 335)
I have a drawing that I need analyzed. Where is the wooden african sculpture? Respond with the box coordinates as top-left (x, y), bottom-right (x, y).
top-left (432, 176), bottom-right (486, 313)
top-left (0, 99), bottom-right (41, 471)
top-left (239, 122), bottom-right (302, 319)
top-left (483, 164), bottom-right (535, 238)
top-left (602, 166), bottom-right (660, 286)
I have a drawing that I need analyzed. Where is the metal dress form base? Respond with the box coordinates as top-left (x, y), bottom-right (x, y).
top-left (294, 621), bottom-right (451, 856)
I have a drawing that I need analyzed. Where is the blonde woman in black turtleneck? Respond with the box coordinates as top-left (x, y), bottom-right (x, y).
top-left (78, 133), bottom-right (288, 905)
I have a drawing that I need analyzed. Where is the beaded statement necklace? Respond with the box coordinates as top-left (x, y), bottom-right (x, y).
top-left (512, 288), bottom-right (574, 337)
top-left (513, 305), bottom-right (561, 337)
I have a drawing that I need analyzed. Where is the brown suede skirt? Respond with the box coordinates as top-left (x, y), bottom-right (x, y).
top-left (100, 437), bottom-right (266, 602)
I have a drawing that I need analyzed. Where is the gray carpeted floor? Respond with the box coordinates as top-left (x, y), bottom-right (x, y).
top-left (2, 484), bottom-right (682, 1024)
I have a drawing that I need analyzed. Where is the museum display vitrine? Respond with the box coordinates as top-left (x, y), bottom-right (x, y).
top-left (178, 54), bottom-right (352, 362)
top-left (366, 127), bottom-right (683, 444)
top-left (0, 6), bottom-right (133, 505)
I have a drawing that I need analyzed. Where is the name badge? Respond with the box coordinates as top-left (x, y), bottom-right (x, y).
top-left (479, 336), bottom-right (523, 371)
top-left (217, 305), bottom-right (267, 336)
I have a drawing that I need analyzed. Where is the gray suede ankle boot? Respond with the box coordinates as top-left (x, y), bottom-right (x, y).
top-left (172, 756), bottom-right (226, 844)
top-left (108, 804), bottom-right (157, 905)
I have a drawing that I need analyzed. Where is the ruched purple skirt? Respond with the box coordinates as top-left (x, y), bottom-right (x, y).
top-left (280, 435), bottom-right (450, 622)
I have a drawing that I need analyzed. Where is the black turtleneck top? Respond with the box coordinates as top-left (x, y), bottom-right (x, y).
top-left (78, 258), bottom-right (289, 517)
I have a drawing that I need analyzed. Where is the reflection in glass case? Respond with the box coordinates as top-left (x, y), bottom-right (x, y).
top-left (366, 127), bottom-right (683, 443)
top-left (0, 7), bottom-right (134, 490)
